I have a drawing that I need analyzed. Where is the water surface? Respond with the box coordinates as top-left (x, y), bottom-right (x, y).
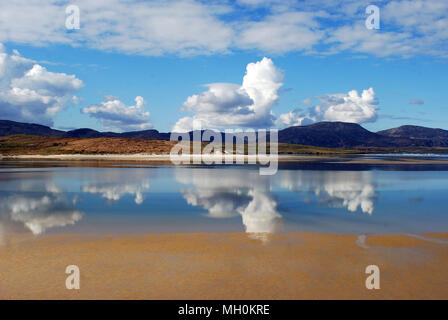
top-left (1, 160), bottom-right (448, 240)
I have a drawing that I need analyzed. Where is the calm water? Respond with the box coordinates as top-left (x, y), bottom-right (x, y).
top-left (1, 160), bottom-right (448, 239)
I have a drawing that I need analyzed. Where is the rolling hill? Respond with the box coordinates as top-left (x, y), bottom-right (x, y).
top-left (1, 119), bottom-right (448, 149)
top-left (277, 122), bottom-right (397, 148)
top-left (377, 125), bottom-right (448, 147)
top-left (0, 120), bottom-right (65, 137)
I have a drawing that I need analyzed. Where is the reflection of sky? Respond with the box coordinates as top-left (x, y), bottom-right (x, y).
top-left (176, 169), bottom-right (283, 241)
top-left (0, 179), bottom-right (82, 239)
top-left (276, 171), bottom-right (376, 214)
top-left (81, 170), bottom-right (150, 204)
top-left (1, 164), bottom-right (448, 238)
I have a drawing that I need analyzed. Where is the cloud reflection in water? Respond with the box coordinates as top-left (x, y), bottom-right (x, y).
top-left (176, 169), bottom-right (377, 240)
top-left (80, 169), bottom-right (151, 204)
top-left (0, 182), bottom-right (82, 239)
top-left (278, 171), bottom-right (376, 215)
top-left (176, 169), bottom-right (283, 241)
top-left (0, 167), bottom-right (379, 241)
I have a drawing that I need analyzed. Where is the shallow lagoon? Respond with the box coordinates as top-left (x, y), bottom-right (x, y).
top-left (1, 159), bottom-right (448, 239)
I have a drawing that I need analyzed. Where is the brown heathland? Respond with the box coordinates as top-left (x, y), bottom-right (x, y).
top-left (3, 134), bottom-right (448, 156)
top-left (0, 135), bottom-right (178, 155)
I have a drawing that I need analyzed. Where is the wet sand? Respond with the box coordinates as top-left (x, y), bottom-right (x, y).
top-left (1, 232), bottom-right (447, 300)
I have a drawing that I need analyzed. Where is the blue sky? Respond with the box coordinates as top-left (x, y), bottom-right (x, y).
top-left (0, 0), bottom-right (447, 132)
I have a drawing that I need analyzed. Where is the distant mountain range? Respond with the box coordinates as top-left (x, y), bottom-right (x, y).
top-left (0, 120), bottom-right (170, 140)
top-left (278, 122), bottom-right (448, 148)
top-left (1, 119), bottom-right (448, 148)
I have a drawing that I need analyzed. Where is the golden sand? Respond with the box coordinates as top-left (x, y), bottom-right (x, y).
top-left (0, 233), bottom-right (447, 300)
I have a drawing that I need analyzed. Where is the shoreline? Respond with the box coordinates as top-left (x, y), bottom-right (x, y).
top-left (1, 232), bottom-right (447, 299)
top-left (2, 153), bottom-right (448, 165)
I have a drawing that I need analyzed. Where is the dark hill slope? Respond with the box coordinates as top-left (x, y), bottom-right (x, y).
top-left (0, 120), bottom-right (65, 137)
top-left (2, 119), bottom-right (448, 148)
top-left (278, 122), bottom-right (399, 148)
top-left (377, 125), bottom-right (448, 147)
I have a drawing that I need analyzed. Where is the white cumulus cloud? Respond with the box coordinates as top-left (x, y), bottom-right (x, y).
top-left (82, 96), bottom-right (152, 132)
top-left (278, 87), bottom-right (378, 127)
top-left (172, 57), bottom-right (284, 131)
top-left (0, 44), bottom-right (83, 126)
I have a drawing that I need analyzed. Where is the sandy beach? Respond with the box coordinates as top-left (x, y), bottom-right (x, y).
top-left (1, 232), bottom-right (447, 300)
